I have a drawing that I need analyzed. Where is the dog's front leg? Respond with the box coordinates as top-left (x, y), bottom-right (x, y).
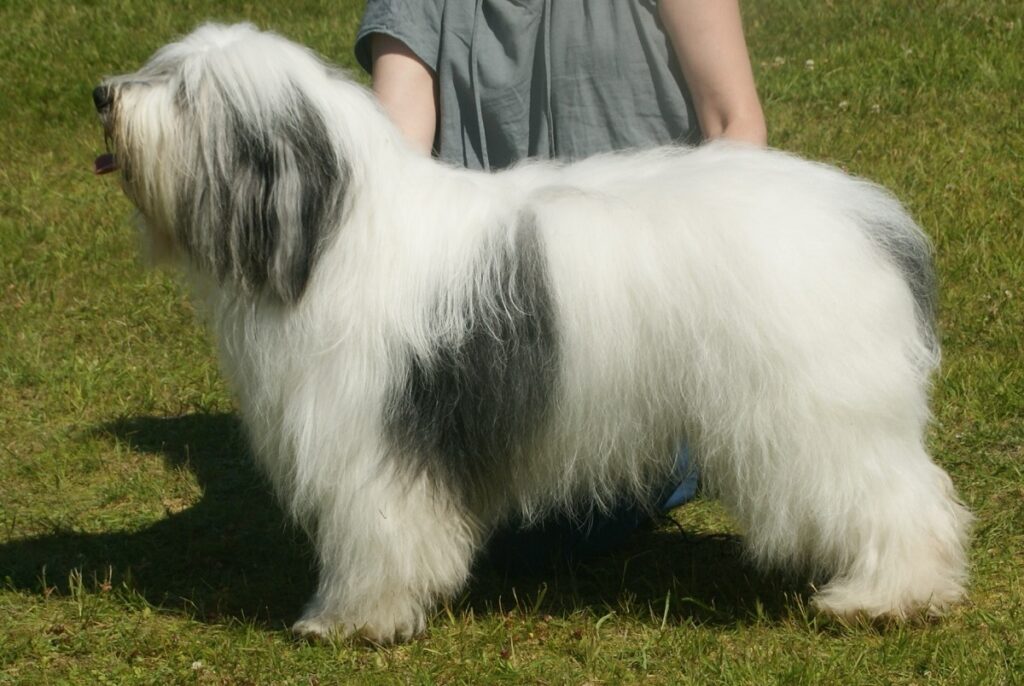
top-left (291, 464), bottom-right (479, 644)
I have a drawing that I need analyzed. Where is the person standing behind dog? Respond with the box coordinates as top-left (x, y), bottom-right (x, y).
top-left (353, 0), bottom-right (766, 561)
top-left (355, 0), bottom-right (766, 164)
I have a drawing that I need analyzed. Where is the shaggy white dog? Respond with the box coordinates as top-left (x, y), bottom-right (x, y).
top-left (93, 24), bottom-right (971, 642)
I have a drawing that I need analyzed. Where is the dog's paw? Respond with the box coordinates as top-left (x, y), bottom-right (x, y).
top-left (810, 576), bottom-right (966, 623)
top-left (291, 614), bottom-right (342, 641)
top-left (291, 602), bottom-right (426, 644)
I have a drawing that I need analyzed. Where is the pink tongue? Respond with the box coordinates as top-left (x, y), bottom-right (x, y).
top-left (94, 153), bottom-right (118, 175)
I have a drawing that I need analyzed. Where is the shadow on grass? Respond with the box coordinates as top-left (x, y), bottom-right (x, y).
top-left (1, 413), bottom-right (315, 628)
top-left (0, 413), bottom-right (807, 631)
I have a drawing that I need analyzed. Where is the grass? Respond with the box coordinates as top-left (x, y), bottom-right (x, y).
top-left (1, 0), bottom-right (1022, 683)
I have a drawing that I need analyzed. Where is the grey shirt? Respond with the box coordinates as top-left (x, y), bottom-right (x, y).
top-left (355, 0), bottom-right (699, 170)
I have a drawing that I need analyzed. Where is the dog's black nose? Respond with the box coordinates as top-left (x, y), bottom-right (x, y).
top-left (92, 85), bottom-right (113, 112)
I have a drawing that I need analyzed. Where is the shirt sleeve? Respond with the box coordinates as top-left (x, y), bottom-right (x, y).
top-left (354, 0), bottom-right (445, 75)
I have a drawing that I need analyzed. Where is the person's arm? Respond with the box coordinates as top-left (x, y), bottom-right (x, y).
top-left (369, 34), bottom-right (439, 155)
top-left (659, 0), bottom-right (767, 146)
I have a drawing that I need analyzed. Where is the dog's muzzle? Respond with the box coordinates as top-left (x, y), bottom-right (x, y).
top-left (93, 84), bottom-right (119, 175)
top-left (92, 85), bottom-right (114, 112)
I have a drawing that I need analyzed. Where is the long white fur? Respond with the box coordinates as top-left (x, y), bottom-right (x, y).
top-left (101, 23), bottom-right (972, 642)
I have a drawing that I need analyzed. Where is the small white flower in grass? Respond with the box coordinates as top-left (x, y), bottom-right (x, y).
top-left (838, 100), bottom-right (849, 111)
top-left (805, 59), bottom-right (815, 70)
top-left (191, 661), bottom-right (204, 671)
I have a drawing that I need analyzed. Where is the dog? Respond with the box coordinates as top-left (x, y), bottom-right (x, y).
top-left (93, 23), bottom-right (971, 642)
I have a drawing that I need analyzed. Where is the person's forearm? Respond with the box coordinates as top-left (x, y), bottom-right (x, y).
top-left (659, 0), bottom-right (767, 146)
top-left (370, 34), bottom-right (438, 155)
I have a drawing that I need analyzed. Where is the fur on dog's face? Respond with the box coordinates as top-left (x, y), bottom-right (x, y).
top-left (95, 23), bottom-right (349, 303)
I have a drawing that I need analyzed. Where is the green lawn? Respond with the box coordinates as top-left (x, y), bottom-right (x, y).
top-left (2, 1), bottom-right (1022, 683)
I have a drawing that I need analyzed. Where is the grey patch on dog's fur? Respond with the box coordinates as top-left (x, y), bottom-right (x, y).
top-left (177, 84), bottom-right (348, 303)
top-left (386, 213), bottom-right (560, 501)
top-left (862, 215), bottom-right (939, 355)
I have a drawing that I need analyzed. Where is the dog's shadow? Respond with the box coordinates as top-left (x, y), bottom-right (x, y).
top-left (1, 414), bottom-right (316, 625)
top-left (0, 413), bottom-right (805, 631)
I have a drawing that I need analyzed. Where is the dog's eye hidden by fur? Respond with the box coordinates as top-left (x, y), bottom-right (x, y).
top-left (174, 80), bottom-right (189, 111)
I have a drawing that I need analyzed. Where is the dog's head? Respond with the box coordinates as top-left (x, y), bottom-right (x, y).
top-left (94, 23), bottom-right (350, 303)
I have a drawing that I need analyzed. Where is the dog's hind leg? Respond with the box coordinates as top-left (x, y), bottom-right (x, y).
top-left (290, 465), bottom-right (478, 643)
top-left (699, 395), bottom-right (971, 620)
top-left (805, 437), bottom-right (972, 620)
top-left (685, 293), bottom-right (971, 620)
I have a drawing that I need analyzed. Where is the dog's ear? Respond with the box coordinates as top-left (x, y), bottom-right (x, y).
top-left (179, 85), bottom-right (347, 304)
